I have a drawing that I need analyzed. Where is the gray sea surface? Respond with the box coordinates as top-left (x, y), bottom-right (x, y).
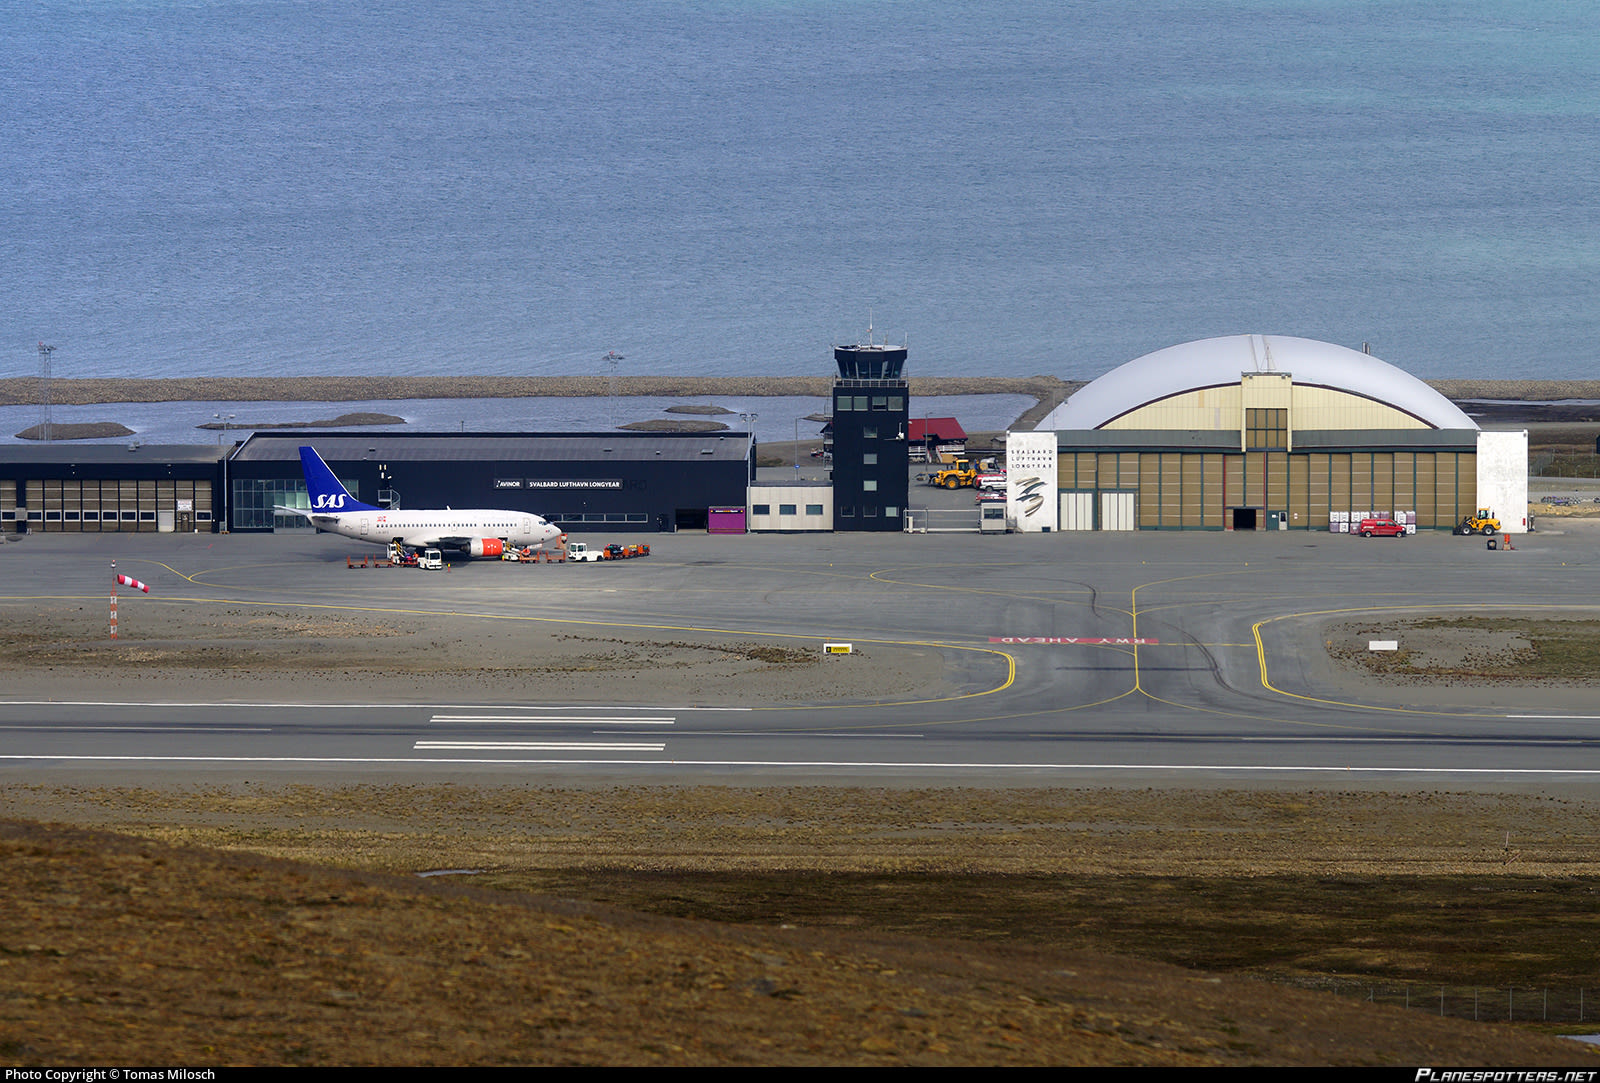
top-left (6, 2), bottom-right (1596, 380)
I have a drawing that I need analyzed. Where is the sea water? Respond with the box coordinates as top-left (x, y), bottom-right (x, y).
top-left (4, 1), bottom-right (1596, 383)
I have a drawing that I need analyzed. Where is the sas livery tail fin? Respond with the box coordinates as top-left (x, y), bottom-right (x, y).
top-left (299, 446), bottom-right (380, 512)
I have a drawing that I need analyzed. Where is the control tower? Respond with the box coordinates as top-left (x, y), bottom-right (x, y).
top-left (830, 327), bottom-right (909, 531)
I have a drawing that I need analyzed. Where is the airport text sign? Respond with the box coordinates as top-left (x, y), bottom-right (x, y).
top-left (522, 479), bottom-right (624, 489)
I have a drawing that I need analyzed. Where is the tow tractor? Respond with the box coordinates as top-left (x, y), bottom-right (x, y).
top-left (567, 541), bottom-right (650, 562)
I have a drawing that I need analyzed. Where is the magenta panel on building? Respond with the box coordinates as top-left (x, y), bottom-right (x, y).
top-left (707, 507), bottom-right (747, 534)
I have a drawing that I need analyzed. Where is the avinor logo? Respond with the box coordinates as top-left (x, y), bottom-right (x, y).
top-left (312, 493), bottom-right (349, 509)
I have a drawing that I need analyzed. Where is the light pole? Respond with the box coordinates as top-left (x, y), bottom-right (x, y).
top-left (214, 413), bottom-right (235, 533)
top-left (739, 412), bottom-right (758, 473)
top-left (605, 351), bottom-right (625, 428)
top-left (37, 343), bottom-right (56, 443)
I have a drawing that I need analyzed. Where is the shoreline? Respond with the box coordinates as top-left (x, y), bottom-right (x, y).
top-left (6, 375), bottom-right (1600, 408)
top-left (0, 375), bottom-right (1081, 408)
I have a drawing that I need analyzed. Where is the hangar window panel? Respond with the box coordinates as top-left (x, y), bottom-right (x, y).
top-left (1415, 455), bottom-right (1438, 526)
top-left (1306, 453), bottom-right (1331, 522)
top-left (1288, 455), bottom-right (1309, 528)
top-left (1329, 453), bottom-right (1352, 515)
top-left (1350, 454), bottom-right (1376, 516)
top-left (779, 504), bottom-right (797, 515)
top-left (1246, 408), bottom-right (1287, 449)
top-left (1159, 453), bottom-right (1184, 528)
top-left (1373, 454), bottom-right (1396, 516)
top-left (1265, 452), bottom-right (1288, 514)
top-left (1118, 454), bottom-right (1139, 490)
top-left (1180, 456), bottom-right (1205, 528)
top-left (1202, 455), bottom-right (1224, 528)
top-left (752, 504), bottom-right (770, 516)
top-left (1138, 454), bottom-right (1161, 527)
top-left (807, 504), bottom-right (824, 516)
top-left (1392, 452), bottom-right (1416, 512)
top-left (1093, 453), bottom-right (1115, 490)
top-left (1073, 453), bottom-right (1095, 489)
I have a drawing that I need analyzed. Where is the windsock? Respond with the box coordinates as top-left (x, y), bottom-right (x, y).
top-left (114, 574), bottom-right (150, 594)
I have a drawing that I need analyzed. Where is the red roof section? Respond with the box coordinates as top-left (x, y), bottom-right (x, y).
top-left (907, 417), bottom-right (967, 442)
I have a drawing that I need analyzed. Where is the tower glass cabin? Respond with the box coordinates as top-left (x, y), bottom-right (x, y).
top-left (831, 338), bottom-right (910, 531)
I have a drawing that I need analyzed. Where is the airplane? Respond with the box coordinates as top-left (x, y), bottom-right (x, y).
top-left (275, 445), bottom-right (564, 557)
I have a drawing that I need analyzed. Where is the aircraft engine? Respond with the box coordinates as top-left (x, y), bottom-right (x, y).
top-left (468, 538), bottom-right (506, 558)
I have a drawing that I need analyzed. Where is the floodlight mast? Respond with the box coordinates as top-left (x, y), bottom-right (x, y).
top-left (37, 343), bottom-right (57, 442)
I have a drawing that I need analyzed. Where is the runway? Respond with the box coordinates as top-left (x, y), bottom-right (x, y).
top-left (3, 523), bottom-right (1598, 787)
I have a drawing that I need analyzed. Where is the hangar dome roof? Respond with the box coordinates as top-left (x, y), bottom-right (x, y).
top-left (1037, 335), bottom-right (1476, 431)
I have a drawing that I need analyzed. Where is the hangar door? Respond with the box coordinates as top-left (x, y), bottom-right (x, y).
top-left (1059, 491), bottom-right (1094, 531)
top-left (1099, 491), bottom-right (1136, 531)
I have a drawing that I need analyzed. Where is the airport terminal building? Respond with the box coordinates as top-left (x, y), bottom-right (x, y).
top-left (1, 431), bottom-right (755, 536)
top-left (1017, 335), bottom-right (1528, 533)
top-left (228, 431), bottom-right (755, 534)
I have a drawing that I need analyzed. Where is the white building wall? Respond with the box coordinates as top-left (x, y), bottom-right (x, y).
top-left (1476, 430), bottom-right (1529, 532)
top-left (748, 484), bottom-right (833, 532)
top-left (1006, 432), bottom-right (1059, 532)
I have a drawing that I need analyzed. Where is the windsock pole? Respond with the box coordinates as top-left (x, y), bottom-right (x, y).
top-left (109, 561), bottom-right (151, 639)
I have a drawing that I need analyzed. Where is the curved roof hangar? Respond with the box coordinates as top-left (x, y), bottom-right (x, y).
top-left (1038, 335), bottom-right (1476, 431)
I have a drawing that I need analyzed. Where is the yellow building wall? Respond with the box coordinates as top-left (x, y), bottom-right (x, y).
top-left (1098, 380), bottom-right (1432, 436)
top-left (1101, 385), bottom-right (1242, 431)
top-left (1290, 384), bottom-right (1431, 431)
